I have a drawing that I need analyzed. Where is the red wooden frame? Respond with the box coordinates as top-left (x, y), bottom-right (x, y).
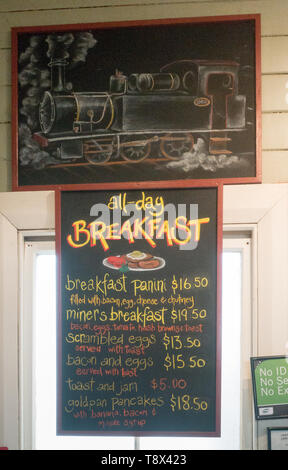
top-left (11, 15), bottom-right (261, 191)
top-left (55, 181), bottom-right (223, 437)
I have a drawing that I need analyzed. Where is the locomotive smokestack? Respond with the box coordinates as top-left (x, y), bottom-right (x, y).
top-left (49, 58), bottom-right (68, 93)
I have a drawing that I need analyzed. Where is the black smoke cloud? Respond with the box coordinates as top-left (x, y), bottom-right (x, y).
top-left (45, 32), bottom-right (97, 65)
top-left (18, 35), bottom-right (50, 130)
top-left (67, 32), bottom-right (97, 67)
top-left (46, 33), bottom-right (74, 60)
top-left (18, 32), bottom-right (97, 169)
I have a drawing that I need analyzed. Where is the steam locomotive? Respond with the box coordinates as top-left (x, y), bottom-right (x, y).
top-left (33, 58), bottom-right (247, 165)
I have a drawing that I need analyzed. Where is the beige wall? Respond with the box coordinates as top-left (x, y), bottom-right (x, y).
top-left (0, 0), bottom-right (288, 190)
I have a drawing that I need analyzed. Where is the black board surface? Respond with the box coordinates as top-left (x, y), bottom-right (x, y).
top-left (56, 186), bottom-right (222, 435)
top-left (13, 16), bottom-right (261, 190)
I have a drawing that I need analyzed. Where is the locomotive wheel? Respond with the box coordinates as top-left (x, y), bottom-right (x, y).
top-left (84, 137), bottom-right (116, 165)
top-left (120, 135), bottom-right (151, 162)
top-left (160, 133), bottom-right (194, 160)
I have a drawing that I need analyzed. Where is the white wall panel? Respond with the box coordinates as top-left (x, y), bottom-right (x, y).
top-left (0, 50), bottom-right (10, 87)
top-left (262, 75), bottom-right (288, 112)
top-left (0, 0), bottom-right (271, 48)
top-left (262, 36), bottom-right (288, 74)
top-left (0, 159), bottom-right (11, 191)
top-left (262, 150), bottom-right (288, 182)
top-left (262, 113), bottom-right (288, 149)
top-left (0, 124), bottom-right (11, 160)
top-left (0, 86), bottom-right (11, 123)
top-left (0, 0), bottom-right (262, 11)
top-left (0, 214), bottom-right (19, 450)
top-left (257, 187), bottom-right (288, 354)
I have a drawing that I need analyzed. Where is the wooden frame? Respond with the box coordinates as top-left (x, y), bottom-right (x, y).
top-left (54, 182), bottom-right (223, 436)
top-left (11, 15), bottom-right (261, 191)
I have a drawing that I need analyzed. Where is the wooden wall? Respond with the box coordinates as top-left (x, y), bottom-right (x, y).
top-left (1, 0), bottom-right (288, 190)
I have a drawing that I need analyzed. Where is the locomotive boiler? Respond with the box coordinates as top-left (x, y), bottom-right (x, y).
top-left (33, 58), bottom-right (247, 165)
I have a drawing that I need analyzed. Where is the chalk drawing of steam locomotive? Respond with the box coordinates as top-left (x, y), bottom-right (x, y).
top-left (33, 58), bottom-right (247, 165)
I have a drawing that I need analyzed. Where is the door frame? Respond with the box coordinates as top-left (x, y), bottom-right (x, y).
top-left (1, 184), bottom-right (288, 450)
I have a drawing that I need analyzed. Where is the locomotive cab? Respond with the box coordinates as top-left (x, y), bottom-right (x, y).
top-left (161, 59), bottom-right (246, 130)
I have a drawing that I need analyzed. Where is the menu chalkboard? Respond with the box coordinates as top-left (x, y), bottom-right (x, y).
top-left (56, 185), bottom-right (222, 435)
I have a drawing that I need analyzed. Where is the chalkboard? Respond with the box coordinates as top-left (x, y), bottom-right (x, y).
top-left (251, 356), bottom-right (288, 420)
top-left (12, 16), bottom-right (261, 190)
top-left (56, 185), bottom-right (222, 435)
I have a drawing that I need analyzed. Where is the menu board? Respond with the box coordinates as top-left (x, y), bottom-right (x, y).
top-left (56, 186), bottom-right (222, 435)
top-left (251, 356), bottom-right (288, 420)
